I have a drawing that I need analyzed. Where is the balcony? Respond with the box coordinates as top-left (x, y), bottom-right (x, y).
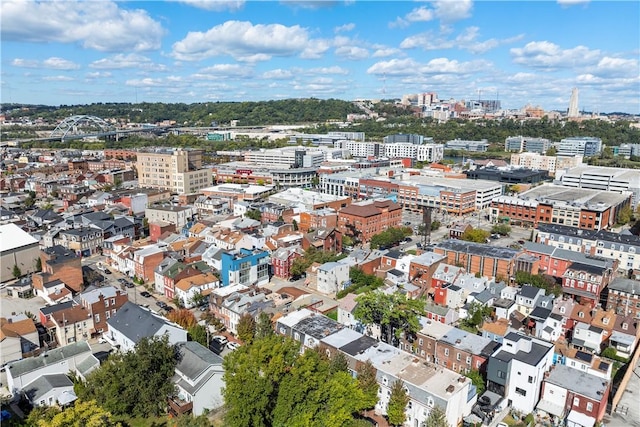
top-left (168, 396), bottom-right (193, 416)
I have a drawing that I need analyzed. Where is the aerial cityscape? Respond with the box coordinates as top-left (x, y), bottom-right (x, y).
top-left (1, 1), bottom-right (640, 427)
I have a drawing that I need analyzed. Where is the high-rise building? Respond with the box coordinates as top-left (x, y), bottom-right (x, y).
top-left (568, 87), bottom-right (579, 118)
top-left (137, 149), bottom-right (212, 194)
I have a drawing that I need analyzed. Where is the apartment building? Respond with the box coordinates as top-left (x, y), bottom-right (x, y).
top-left (337, 199), bottom-right (402, 242)
top-left (137, 149), bottom-right (212, 194)
top-left (220, 248), bottom-right (270, 287)
top-left (562, 262), bottom-right (613, 308)
top-left (145, 206), bottom-right (194, 229)
top-left (606, 278), bottom-right (640, 318)
top-left (505, 136), bottom-right (551, 154)
top-left (244, 147), bottom-right (326, 168)
top-left (79, 286), bottom-right (129, 335)
top-left (445, 139), bottom-right (489, 152)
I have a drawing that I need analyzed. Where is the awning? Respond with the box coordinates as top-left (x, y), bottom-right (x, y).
top-left (566, 410), bottom-right (595, 427)
top-left (536, 399), bottom-right (565, 418)
top-left (57, 390), bottom-right (78, 406)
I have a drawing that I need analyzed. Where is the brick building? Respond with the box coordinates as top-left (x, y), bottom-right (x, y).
top-left (338, 199), bottom-right (402, 243)
top-left (39, 246), bottom-right (84, 293)
top-left (79, 286), bottom-right (129, 336)
top-left (562, 262), bottom-right (613, 308)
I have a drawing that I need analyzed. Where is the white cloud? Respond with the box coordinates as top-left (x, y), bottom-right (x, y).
top-left (89, 54), bottom-right (167, 71)
top-left (334, 45), bottom-right (369, 60)
top-left (511, 41), bottom-right (601, 69)
top-left (557, 0), bottom-right (590, 7)
top-left (594, 56), bottom-right (639, 77)
top-left (334, 23), bottom-right (355, 33)
top-left (42, 57), bottom-right (81, 70)
top-left (262, 69), bottom-right (294, 79)
top-left (42, 75), bottom-right (75, 82)
top-left (367, 57), bottom-right (489, 77)
top-left (86, 71), bottom-right (113, 79)
top-left (178, 0), bottom-right (245, 11)
top-left (1, 1), bottom-right (164, 52)
top-left (280, 1), bottom-right (341, 10)
top-left (172, 21), bottom-right (313, 61)
top-left (12, 57), bottom-right (80, 70)
top-left (401, 27), bottom-right (522, 54)
top-left (306, 66), bottom-right (349, 75)
top-left (390, 0), bottom-right (472, 28)
top-left (197, 64), bottom-right (254, 78)
top-left (372, 48), bottom-right (401, 58)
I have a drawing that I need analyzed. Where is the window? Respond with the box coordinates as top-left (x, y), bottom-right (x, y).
top-left (586, 402), bottom-right (593, 412)
top-left (573, 397), bottom-right (580, 406)
top-left (95, 314), bottom-right (100, 323)
top-left (515, 387), bottom-right (527, 396)
top-left (457, 353), bottom-right (461, 361)
top-left (419, 338), bottom-right (423, 346)
top-left (528, 376), bottom-right (533, 383)
top-left (467, 356), bottom-right (472, 365)
top-left (497, 370), bottom-right (506, 379)
top-left (105, 300), bottom-right (109, 307)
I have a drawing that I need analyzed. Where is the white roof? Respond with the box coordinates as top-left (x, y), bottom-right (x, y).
top-left (0, 223), bottom-right (38, 253)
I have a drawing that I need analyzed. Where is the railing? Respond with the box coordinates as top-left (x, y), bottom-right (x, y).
top-left (168, 396), bottom-right (193, 416)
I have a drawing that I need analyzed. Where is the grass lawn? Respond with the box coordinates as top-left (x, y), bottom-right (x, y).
top-left (113, 415), bottom-right (168, 427)
top-left (501, 414), bottom-right (527, 427)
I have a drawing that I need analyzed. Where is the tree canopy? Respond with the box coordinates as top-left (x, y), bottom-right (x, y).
top-left (78, 336), bottom-right (178, 417)
top-left (354, 292), bottom-right (425, 345)
top-left (387, 380), bottom-right (410, 426)
top-left (223, 335), bottom-right (370, 427)
top-left (460, 228), bottom-right (490, 243)
top-left (369, 227), bottom-right (412, 249)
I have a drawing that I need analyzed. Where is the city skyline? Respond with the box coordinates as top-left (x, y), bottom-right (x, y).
top-left (1, 0), bottom-right (639, 114)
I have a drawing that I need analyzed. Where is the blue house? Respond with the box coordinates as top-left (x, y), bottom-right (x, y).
top-left (220, 248), bottom-right (270, 287)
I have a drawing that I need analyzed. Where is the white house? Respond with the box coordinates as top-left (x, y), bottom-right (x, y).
top-left (487, 332), bottom-right (555, 414)
top-left (6, 341), bottom-right (99, 397)
top-left (23, 373), bottom-right (76, 408)
top-left (316, 261), bottom-right (350, 295)
top-left (0, 315), bottom-right (39, 367)
top-left (106, 302), bottom-right (187, 353)
top-left (170, 341), bottom-right (225, 416)
top-left (337, 293), bottom-right (360, 329)
top-left (572, 322), bottom-right (605, 354)
top-left (174, 272), bottom-right (219, 309)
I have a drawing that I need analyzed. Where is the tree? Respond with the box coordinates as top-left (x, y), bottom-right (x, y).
top-left (12, 264), bottom-right (22, 279)
top-left (166, 308), bottom-right (198, 329)
top-left (189, 292), bottom-right (207, 308)
top-left (464, 369), bottom-right (486, 395)
top-left (357, 360), bottom-right (379, 410)
top-left (188, 324), bottom-right (208, 347)
top-left (223, 335), bottom-right (301, 427)
top-left (35, 257), bottom-right (42, 272)
top-left (617, 204), bottom-right (633, 225)
top-left (329, 351), bottom-right (349, 374)
top-left (237, 313), bottom-right (257, 344)
top-left (291, 219), bottom-right (299, 231)
top-left (491, 223), bottom-right (511, 236)
top-left (387, 380), bottom-right (409, 426)
top-left (79, 336), bottom-right (178, 417)
top-left (255, 312), bottom-right (274, 339)
top-left (246, 209), bottom-right (262, 221)
top-left (38, 400), bottom-right (120, 427)
top-left (424, 405), bottom-right (448, 427)
top-left (170, 413), bottom-right (212, 427)
top-left (354, 292), bottom-right (425, 345)
top-left (545, 146), bottom-right (557, 156)
top-left (460, 228), bottom-right (490, 243)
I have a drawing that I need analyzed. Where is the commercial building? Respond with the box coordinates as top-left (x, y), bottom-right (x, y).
top-left (268, 188), bottom-right (351, 212)
top-left (556, 165), bottom-right (640, 208)
top-left (510, 153), bottom-right (583, 176)
top-left (145, 206), bottom-right (194, 230)
top-left (243, 147), bottom-right (326, 168)
top-left (136, 149), bottom-right (212, 194)
top-left (465, 167), bottom-right (549, 184)
top-left (383, 134), bottom-right (431, 144)
top-left (554, 137), bottom-right (602, 157)
top-left (0, 223), bottom-right (40, 283)
top-left (337, 199), bottom-right (402, 242)
top-left (212, 163), bottom-right (318, 188)
top-left (490, 184), bottom-right (632, 230)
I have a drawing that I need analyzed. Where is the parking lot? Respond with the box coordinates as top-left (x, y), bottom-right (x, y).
top-left (0, 290), bottom-right (48, 319)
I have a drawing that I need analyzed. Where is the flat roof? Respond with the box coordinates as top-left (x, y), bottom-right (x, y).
top-left (545, 364), bottom-right (608, 401)
top-left (0, 223), bottom-right (38, 252)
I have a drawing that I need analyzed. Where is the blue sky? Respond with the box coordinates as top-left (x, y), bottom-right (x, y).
top-left (2, 0), bottom-right (639, 113)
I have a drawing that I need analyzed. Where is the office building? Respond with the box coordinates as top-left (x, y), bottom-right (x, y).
top-left (445, 139), bottom-right (490, 152)
top-left (556, 165), bottom-right (640, 207)
top-left (554, 137), bottom-right (602, 157)
top-left (505, 136), bottom-right (551, 154)
top-left (137, 149), bottom-right (212, 194)
top-left (383, 134), bottom-right (432, 145)
top-left (568, 87), bottom-right (580, 118)
top-left (244, 147), bottom-right (327, 168)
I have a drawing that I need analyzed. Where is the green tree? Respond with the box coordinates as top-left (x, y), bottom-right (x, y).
top-left (39, 400), bottom-right (120, 427)
top-left (237, 313), bottom-right (257, 344)
top-left (12, 264), bottom-right (22, 279)
top-left (387, 380), bottom-right (409, 426)
top-left (491, 223), bottom-right (511, 236)
top-left (25, 406), bottom-right (60, 427)
top-left (291, 219), bottom-right (299, 231)
top-left (246, 209), bottom-right (262, 221)
top-left (354, 292), bottom-right (425, 345)
top-left (464, 369), bottom-right (486, 395)
top-left (255, 312), bottom-right (274, 339)
top-left (460, 228), bottom-right (490, 243)
top-left (170, 413), bottom-right (212, 427)
top-left (357, 360), bottom-right (379, 410)
top-left (545, 146), bottom-right (557, 156)
top-left (223, 335), bottom-right (301, 427)
top-left (329, 351), bottom-right (349, 374)
top-left (188, 324), bottom-right (208, 347)
top-left (189, 292), bottom-right (207, 308)
top-left (424, 405), bottom-right (448, 427)
top-left (35, 257), bottom-right (42, 272)
top-left (80, 336), bottom-right (178, 417)
top-left (617, 204), bottom-right (633, 225)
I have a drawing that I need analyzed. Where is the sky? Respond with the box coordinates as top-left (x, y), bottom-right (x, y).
top-left (1, 0), bottom-right (639, 113)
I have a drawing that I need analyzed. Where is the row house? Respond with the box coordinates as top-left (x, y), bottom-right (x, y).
top-left (133, 244), bottom-right (167, 283)
top-left (155, 259), bottom-right (211, 300)
top-left (206, 229), bottom-right (253, 251)
top-left (431, 264), bottom-right (465, 306)
top-left (524, 241), bottom-right (614, 279)
top-left (78, 286), bottom-right (129, 336)
top-left (193, 195), bottom-right (230, 216)
top-left (32, 276), bottom-right (73, 305)
top-left (0, 315), bottom-right (39, 366)
top-left (211, 288), bottom-right (273, 334)
top-left (535, 224), bottom-right (640, 274)
top-left (271, 246), bottom-right (305, 279)
top-left (556, 347), bottom-right (613, 380)
top-left (174, 272), bottom-right (219, 308)
top-left (486, 332), bottom-right (555, 414)
top-left (277, 309), bottom-right (476, 427)
top-left (301, 227), bottom-right (342, 253)
top-left (537, 364), bottom-right (610, 427)
top-left (337, 199), bottom-right (402, 243)
top-left (562, 262), bottom-right (613, 308)
top-left (606, 277), bottom-right (640, 319)
top-left (168, 237), bottom-right (209, 263)
top-left (50, 226), bottom-right (104, 257)
top-left (49, 305), bottom-right (94, 346)
top-left (409, 252), bottom-right (445, 293)
top-left (316, 261), bottom-right (350, 295)
top-left (434, 240), bottom-right (534, 280)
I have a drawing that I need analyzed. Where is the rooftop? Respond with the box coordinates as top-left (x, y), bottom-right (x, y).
top-left (7, 341), bottom-right (92, 378)
top-left (545, 364), bottom-right (608, 401)
top-left (436, 239), bottom-right (520, 260)
top-left (0, 223), bottom-right (38, 252)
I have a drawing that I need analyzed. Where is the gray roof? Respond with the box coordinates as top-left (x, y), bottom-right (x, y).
top-left (7, 341), bottom-right (92, 378)
top-left (40, 301), bottom-right (74, 316)
top-left (519, 285), bottom-right (542, 299)
top-left (175, 341), bottom-right (223, 381)
top-left (107, 302), bottom-right (178, 345)
top-left (494, 333), bottom-right (552, 366)
top-left (293, 314), bottom-right (343, 340)
top-left (440, 328), bottom-right (498, 357)
top-left (339, 335), bottom-right (378, 356)
top-left (81, 286), bottom-right (120, 304)
top-left (474, 289), bottom-right (495, 304)
top-left (436, 239), bottom-right (520, 260)
top-left (23, 373), bottom-right (73, 403)
top-left (609, 277), bottom-right (640, 295)
top-left (75, 354), bottom-right (100, 377)
top-left (545, 364), bottom-right (608, 401)
top-left (529, 307), bottom-right (552, 321)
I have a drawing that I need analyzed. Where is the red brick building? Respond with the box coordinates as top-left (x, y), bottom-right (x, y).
top-left (338, 200), bottom-right (402, 243)
top-left (299, 209), bottom-right (338, 233)
top-left (79, 287), bottom-right (129, 336)
top-left (562, 262), bottom-right (613, 308)
top-left (39, 246), bottom-right (84, 293)
top-left (271, 246), bottom-right (305, 279)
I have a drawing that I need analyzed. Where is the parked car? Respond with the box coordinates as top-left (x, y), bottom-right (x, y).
top-left (140, 291), bottom-right (151, 298)
top-left (164, 306), bottom-right (174, 312)
top-left (125, 282), bottom-right (135, 288)
top-left (212, 335), bottom-right (228, 346)
top-left (199, 305), bottom-right (209, 312)
top-left (518, 239), bottom-right (526, 244)
top-left (104, 269), bottom-right (112, 275)
top-left (227, 342), bottom-right (241, 351)
top-left (156, 301), bottom-right (168, 309)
